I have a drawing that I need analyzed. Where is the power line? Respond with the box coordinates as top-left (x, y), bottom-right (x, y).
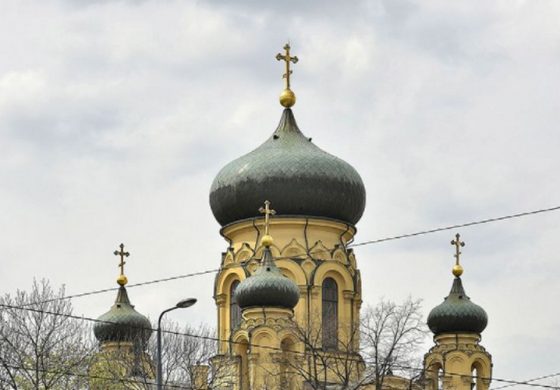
top-left (491, 372), bottom-right (560, 390)
top-left (1, 302), bottom-right (559, 390)
top-left (19, 205), bottom-right (560, 308)
top-left (349, 205), bottom-right (560, 248)
top-left (477, 375), bottom-right (560, 390)
top-left (1, 363), bottom-right (193, 390)
top-left (23, 268), bottom-right (220, 307)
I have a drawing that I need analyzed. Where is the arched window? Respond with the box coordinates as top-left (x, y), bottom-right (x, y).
top-left (280, 338), bottom-right (296, 389)
top-left (471, 367), bottom-right (478, 390)
top-left (471, 363), bottom-right (489, 390)
top-left (322, 277), bottom-right (338, 349)
top-left (426, 364), bottom-right (443, 390)
top-left (230, 280), bottom-right (241, 331)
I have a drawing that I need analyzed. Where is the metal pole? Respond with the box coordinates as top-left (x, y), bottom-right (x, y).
top-left (157, 324), bottom-right (162, 390)
top-left (156, 299), bottom-right (196, 390)
top-left (157, 308), bottom-right (175, 390)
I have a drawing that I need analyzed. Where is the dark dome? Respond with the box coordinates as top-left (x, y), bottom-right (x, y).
top-left (94, 287), bottom-right (152, 344)
top-left (427, 277), bottom-right (488, 335)
top-left (235, 247), bottom-right (300, 309)
top-left (210, 109), bottom-right (366, 226)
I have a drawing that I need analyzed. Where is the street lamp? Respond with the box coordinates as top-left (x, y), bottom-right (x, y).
top-left (157, 298), bottom-right (197, 390)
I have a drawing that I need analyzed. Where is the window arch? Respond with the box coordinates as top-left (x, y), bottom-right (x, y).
top-left (322, 277), bottom-right (338, 349)
top-left (230, 280), bottom-right (241, 331)
top-left (471, 366), bottom-right (479, 390)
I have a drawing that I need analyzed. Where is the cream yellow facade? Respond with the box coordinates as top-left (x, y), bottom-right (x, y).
top-left (213, 216), bottom-right (363, 389)
top-left (424, 333), bottom-right (492, 390)
top-left (210, 219), bottom-right (494, 390)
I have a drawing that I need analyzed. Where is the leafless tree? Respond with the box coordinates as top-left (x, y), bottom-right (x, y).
top-left (0, 279), bottom-right (94, 389)
top-left (148, 321), bottom-right (219, 389)
top-left (90, 321), bottom-right (226, 389)
top-left (276, 297), bottom-right (427, 390)
top-left (273, 316), bottom-right (365, 390)
top-left (360, 297), bottom-right (428, 390)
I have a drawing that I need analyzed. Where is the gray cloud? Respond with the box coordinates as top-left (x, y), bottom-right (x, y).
top-left (0, 0), bottom-right (559, 382)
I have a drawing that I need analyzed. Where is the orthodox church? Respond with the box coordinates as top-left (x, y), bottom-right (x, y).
top-left (91, 44), bottom-right (493, 390)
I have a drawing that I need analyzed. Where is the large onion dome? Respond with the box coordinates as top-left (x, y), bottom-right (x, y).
top-left (94, 286), bottom-right (152, 344)
top-left (235, 246), bottom-right (300, 309)
top-left (210, 109), bottom-right (366, 226)
top-left (427, 277), bottom-right (488, 335)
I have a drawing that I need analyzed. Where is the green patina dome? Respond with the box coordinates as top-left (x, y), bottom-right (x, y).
top-left (94, 286), bottom-right (152, 344)
top-left (427, 277), bottom-right (488, 335)
top-left (235, 247), bottom-right (300, 309)
top-left (210, 109), bottom-right (366, 226)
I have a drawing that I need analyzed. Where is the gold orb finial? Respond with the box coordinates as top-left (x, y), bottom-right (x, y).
top-left (452, 264), bottom-right (464, 277)
top-left (450, 234), bottom-right (465, 277)
top-left (117, 274), bottom-right (128, 286)
top-left (280, 89), bottom-right (296, 108)
top-left (261, 234), bottom-right (274, 248)
top-left (276, 43), bottom-right (298, 108)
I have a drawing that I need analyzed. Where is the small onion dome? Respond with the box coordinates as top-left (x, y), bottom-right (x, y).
top-left (235, 247), bottom-right (300, 309)
top-left (210, 109), bottom-right (366, 226)
top-left (94, 286), bottom-right (152, 344)
top-left (427, 277), bottom-right (488, 335)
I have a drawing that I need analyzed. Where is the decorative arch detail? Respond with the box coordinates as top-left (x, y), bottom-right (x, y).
top-left (332, 248), bottom-right (348, 264)
top-left (235, 243), bottom-right (253, 263)
top-left (215, 267), bottom-right (246, 297)
top-left (251, 326), bottom-right (280, 349)
top-left (223, 250), bottom-right (234, 266)
top-left (276, 258), bottom-right (308, 286)
top-left (255, 243), bottom-right (281, 259)
top-left (312, 262), bottom-right (354, 292)
top-left (470, 355), bottom-right (492, 378)
top-left (280, 238), bottom-right (307, 259)
top-left (278, 331), bottom-right (303, 353)
top-left (309, 240), bottom-right (331, 260)
top-left (232, 329), bottom-right (250, 344)
top-left (348, 250), bottom-right (357, 269)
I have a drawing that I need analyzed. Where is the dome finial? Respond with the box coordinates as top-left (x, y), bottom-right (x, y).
top-left (276, 43), bottom-right (298, 108)
top-left (451, 233), bottom-right (465, 277)
top-left (427, 235), bottom-right (488, 335)
top-left (114, 243), bottom-right (130, 286)
top-left (258, 200), bottom-right (276, 247)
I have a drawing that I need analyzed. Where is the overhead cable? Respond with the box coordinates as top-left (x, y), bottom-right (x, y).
top-left (349, 205), bottom-right (560, 248)
top-left (1, 302), bottom-right (559, 390)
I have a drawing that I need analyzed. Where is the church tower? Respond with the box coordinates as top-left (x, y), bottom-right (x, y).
top-left (209, 44), bottom-right (366, 389)
top-left (90, 244), bottom-right (155, 389)
top-left (423, 235), bottom-right (492, 390)
top-left (230, 201), bottom-right (301, 389)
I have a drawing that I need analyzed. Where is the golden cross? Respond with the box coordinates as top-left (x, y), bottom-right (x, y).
top-left (114, 243), bottom-right (130, 275)
top-left (258, 200), bottom-right (276, 236)
top-left (451, 233), bottom-right (465, 266)
top-left (276, 43), bottom-right (298, 89)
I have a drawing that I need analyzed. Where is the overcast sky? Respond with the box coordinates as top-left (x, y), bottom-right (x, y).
top-left (1, 0), bottom-right (559, 387)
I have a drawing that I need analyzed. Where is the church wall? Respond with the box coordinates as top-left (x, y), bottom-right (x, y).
top-left (214, 217), bottom-right (361, 356)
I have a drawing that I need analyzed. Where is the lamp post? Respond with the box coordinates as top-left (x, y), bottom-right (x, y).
top-left (157, 298), bottom-right (197, 390)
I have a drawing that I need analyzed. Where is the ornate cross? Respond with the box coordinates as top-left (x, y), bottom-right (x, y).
top-left (276, 43), bottom-right (298, 89)
top-left (259, 200), bottom-right (276, 236)
top-left (451, 233), bottom-right (465, 266)
top-left (114, 243), bottom-right (130, 276)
